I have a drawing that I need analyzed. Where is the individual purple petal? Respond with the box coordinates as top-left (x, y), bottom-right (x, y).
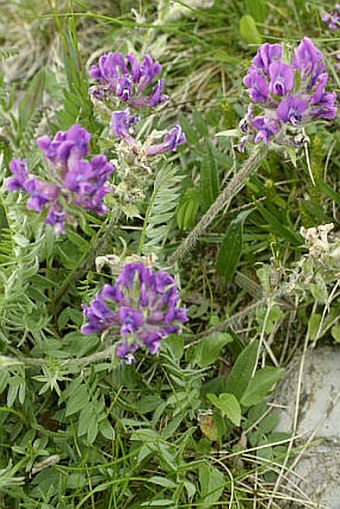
top-left (243, 67), bottom-right (269, 103)
top-left (268, 62), bottom-right (294, 96)
top-left (311, 73), bottom-right (329, 104)
top-left (24, 179), bottom-right (60, 212)
top-left (119, 307), bottom-right (143, 335)
top-left (239, 104), bottom-right (254, 134)
top-left (126, 54), bottom-right (141, 82)
top-left (7, 159), bottom-right (29, 191)
top-left (138, 54), bottom-right (162, 92)
top-left (110, 109), bottom-right (140, 143)
top-left (116, 75), bottom-right (133, 102)
top-left (148, 79), bottom-right (169, 107)
top-left (277, 95), bottom-right (308, 124)
top-left (146, 125), bottom-right (186, 157)
top-left (310, 91), bottom-right (337, 120)
top-left (115, 341), bottom-right (139, 364)
top-left (252, 43), bottom-right (283, 73)
top-left (252, 115), bottom-right (280, 144)
top-left (45, 203), bottom-right (67, 234)
top-left (81, 291), bottom-right (117, 335)
top-left (292, 37), bottom-right (324, 81)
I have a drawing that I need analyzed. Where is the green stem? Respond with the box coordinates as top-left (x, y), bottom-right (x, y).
top-left (167, 148), bottom-right (265, 267)
top-left (0, 345), bottom-right (116, 370)
top-left (54, 210), bottom-right (121, 305)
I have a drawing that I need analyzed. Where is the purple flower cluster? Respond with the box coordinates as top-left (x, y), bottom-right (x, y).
top-left (7, 124), bottom-right (114, 233)
top-left (110, 108), bottom-right (186, 156)
top-left (239, 37), bottom-right (337, 151)
top-left (89, 52), bottom-right (169, 108)
top-left (81, 262), bottom-right (188, 363)
top-left (322, 4), bottom-right (340, 30)
top-left (90, 51), bottom-right (186, 157)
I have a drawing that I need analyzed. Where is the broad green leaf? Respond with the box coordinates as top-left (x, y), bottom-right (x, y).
top-left (148, 476), bottom-right (178, 489)
top-left (78, 402), bottom-right (95, 437)
top-left (200, 141), bottom-right (219, 212)
top-left (246, 0), bottom-right (268, 23)
top-left (207, 393), bottom-right (241, 427)
top-left (65, 384), bottom-right (89, 416)
top-left (165, 334), bottom-right (184, 360)
top-left (100, 420), bottom-right (115, 440)
top-left (18, 68), bottom-right (45, 132)
top-left (193, 332), bottom-right (233, 368)
top-left (227, 340), bottom-right (258, 400)
top-left (198, 463), bottom-right (225, 507)
top-left (216, 209), bottom-right (252, 282)
top-left (239, 15), bottom-right (262, 45)
top-left (308, 313), bottom-right (322, 341)
top-left (177, 187), bottom-right (200, 230)
top-left (241, 367), bottom-right (285, 407)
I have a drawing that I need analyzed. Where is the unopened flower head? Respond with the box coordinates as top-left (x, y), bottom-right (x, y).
top-left (81, 262), bottom-right (188, 363)
top-left (6, 124), bottom-right (115, 233)
top-left (239, 37), bottom-right (337, 151)
top-left (89, 52), bottom-right (169, 109)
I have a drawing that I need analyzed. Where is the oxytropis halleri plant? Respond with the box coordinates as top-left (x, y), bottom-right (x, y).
top-left (239, 37), bottom-right (337, 151)
top-left (81, 262), bottom-right (188, 363)
top-left (6, 124), bottom-right (114, 233)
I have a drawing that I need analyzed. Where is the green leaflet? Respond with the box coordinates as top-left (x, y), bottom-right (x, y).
top-left (216, 209), bottom-right (252, 282)
top-left (241, 367), bottom-right (285, 407)
top-left (239, 15), bottom-right (262, 45)
top-left (18, 68), bottom-right (45, 137)
top-left (227, 340), bottom-right (259, 401)
top-left (199, 141), bottom-right (219, 213)
top-left (207, 392), bottom-right (241, 426)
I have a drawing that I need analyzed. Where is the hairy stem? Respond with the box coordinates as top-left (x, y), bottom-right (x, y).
top-left (54, 209), bottom-right (121, 306)
top-left (167, 148), bottom-right (265, 266)
top-left (0, 345), bottom-right (116, 369)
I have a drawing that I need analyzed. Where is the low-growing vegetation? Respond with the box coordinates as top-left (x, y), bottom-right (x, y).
top-left (0, 1), bottom-right (339, 507)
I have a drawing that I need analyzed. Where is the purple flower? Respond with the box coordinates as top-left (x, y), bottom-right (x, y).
top-left (138, 55), bottom-right (162, 92)
top-left (7, 124), bottom-right (115, 233)
top-left (110, 109), bottom-right (140, 143)
top-left (252, 115), bottom-right (280, 144)
top-left (81, 263), bottom-right (188, 361)
top-left (24, 179), bottom-right (59, 212)
top-left (115, 341), bottom-right (139, 364)
top-left (146, 125), bottom-right (186, 157)
top-left (292, 37), bottom-right (325, 82)
top-left (89, 52), bottom-right (168, 109)
top-left (268, 62), bottom-right (294, 97)
top-left (6, 159), bottom-right (29, 191)
top-left (252, 42), bottom-right (283, 73)
top-left (243, 67), bottom-right (269, 103)
top-left (277, 95), bottom-right (308, 124)
top-left (37, 124), bottom-right (90, 168)
top-left (239, 37), bottom-right (337, 151)
top-left (310, 91), bottom-right (337, 120)
top-left (45, 203), bottom-right (67, 234)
